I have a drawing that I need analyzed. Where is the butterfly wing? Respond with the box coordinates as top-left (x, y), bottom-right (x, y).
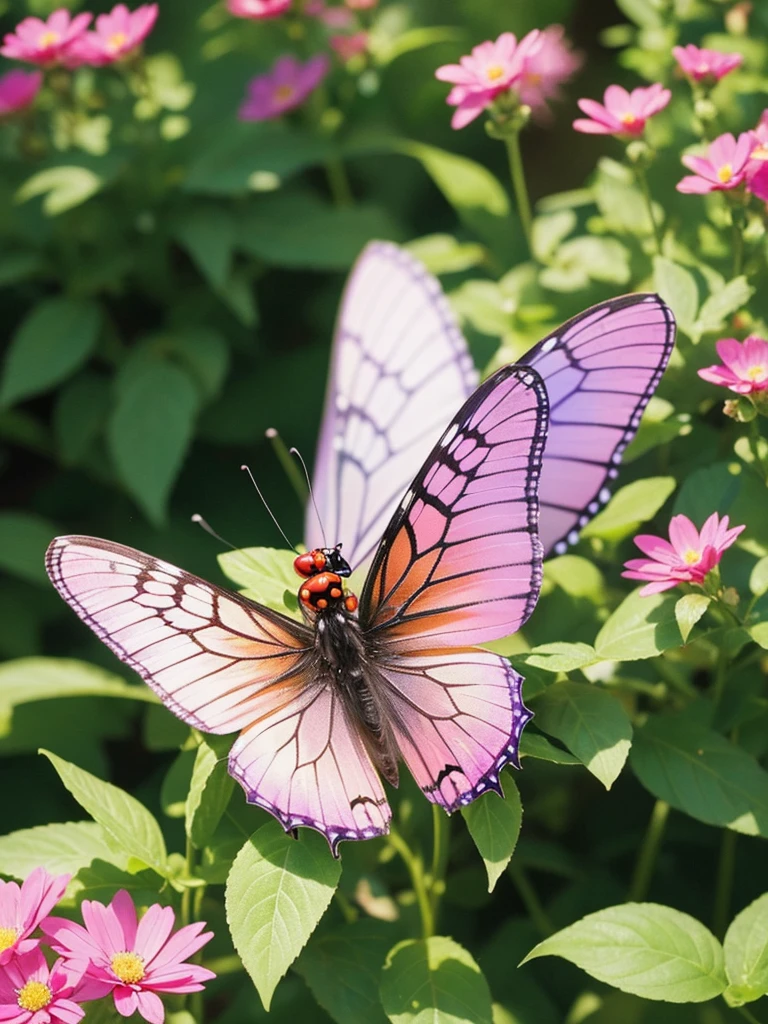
top-left (46, 536), bottom-right (391, 852)
top-left (360, 364), bottom-right (548, 651)
top-left (521, 293), bottom-right (676, 556)
top-left (308, 241), bottom-right (478, 573)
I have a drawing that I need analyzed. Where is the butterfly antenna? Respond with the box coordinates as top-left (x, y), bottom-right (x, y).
top-left (190, 514), bottom-right (239, 552)
top-left (290, 447), bottom-right (327, 548)
top-left (241, 464), bottom-right (299, 554)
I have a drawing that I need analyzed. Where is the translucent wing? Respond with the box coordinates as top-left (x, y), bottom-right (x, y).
top-left (521, 294), bottom-right (676, 556)
top-left (360, 365), bottom-right (549, 651)
top-left (308, 241), bottom-right (478, 574)
top-left (374, 649), bottom-right (532, 812)
top-left (46, 536), bottom-right (391, 852)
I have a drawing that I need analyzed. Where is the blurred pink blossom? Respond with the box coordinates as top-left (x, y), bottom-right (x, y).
top-left (0, 9), bottom-right (92, 66)
top-left (306, 2), bottom-right (354, 29)
top-left (435, 30), bottom-right (542, 130)
top-left (0, 69), bottom-right (43, 117)
top-left (573, 83), bottom-right (670, 137)
top-left (746, 110), bottom-right (768, 201)
top-left (677, 130), bottom-right (756, 193)
top-left (0, 867), bottom-right (70, 966)
top-left (239, 53), bottom-right (330, 121)
top-left (672, 43), bottom-right (743, 84)
top-left (698, 336), bottom-right (768, 394)
top-left (0, 948), bottom-right (84, 1024)
top-left (66, 4), bottom-right (158, 67)
top-left (517, 25), bottom-right (581, 116)
top-left (330, 32), bottom-right (368, 62)
top-left (227, 0), bottom-right (291, 16)
top-left (43, 890), bottom-right (214, 1024)
top-left (623, 513), bottom-right (745, 596)
top-left (345, 0), bottom-right (377, 8)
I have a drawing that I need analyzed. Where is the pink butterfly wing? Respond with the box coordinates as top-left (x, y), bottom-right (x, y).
top-left (360, 364), bottom-right (549, 651)
top-left (46, 536), bottom-right (391, 851)
top-left (308, 241), bottom-right (478, 573)
top-left (522, 294), bottom-right (676, 556)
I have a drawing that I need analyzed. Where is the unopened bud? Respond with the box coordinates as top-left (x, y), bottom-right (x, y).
top-left (626, 139), bottom-right (651, 166)
top-left (694, 97), bottom-right (718, 123)
top-left (721, 586), bottom-right (741, 607)
top-left (725, 1), bottom-right (752, 35)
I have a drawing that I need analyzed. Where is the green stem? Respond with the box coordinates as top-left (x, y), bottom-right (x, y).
top-left (634, 164), bottom-right (662, 254)
top-left (508, 863), bottom-right (554, 938)
top-left (265, 427), bottom-right (309, 504)
top-left (324, 156), bottom-right (354, 207)
top-left (733, 217), bottom-right (744, 277)
top-left (749, 418), bottom-right (768, 483)
top-left (737, 1006), bottom-right (765, 1024)
top-left (713, 827), bottom-right (737, 939)
top-left (429, 806), bottom-right (450, 932)
top-left (712, 648), bottom-right (729, 713)
top-left (334, 888), bottom-right (358, 924)
top-left (181, 835), bottom-right (194, 928)
top-left (628, 800), bottom-right (670, 902)
top-left (505, 132), bottom-right (533, 256)
top-left (181, 838), bottom-right (204, 1023)
top-left (388, 827), bottom-right (434, 939)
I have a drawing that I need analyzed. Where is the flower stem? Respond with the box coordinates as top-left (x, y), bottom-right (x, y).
top-left (505, 131), bottom-right (533, 257)
top-left (265, 427), bottom-right (309, 504)
top-left (634, 164), bottom-right (662, 254)
top-left (429, 806), bottom-right (450, 932)
top-left (749, 418), bottom-right (768, 483)
top-left (737, 1006), bottom-right (765, 1024)
top-left (325, 156), bottom-right (354, 207)
top-left (713, 827), bottom-right (737, 939)
top-left (628, 799), bottom-right (670, 902)
top-left (388, 826), bottom-right (434, 939)
top-left (508, 862), bottom-right (554, 938)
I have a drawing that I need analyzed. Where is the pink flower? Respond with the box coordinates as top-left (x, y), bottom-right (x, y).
top-left (0, 948), bottom-right (84, 1024)
top-left (0, 9), bottom-right (92, 66)
top-left (239, 53), bottom-right (330, 122)
top-left (516, 25), bottom-right (581, 116)
top-left (698, 336), bottom-right (768, 394)
top-left (573, 82), bottom-right (671, 137)
top-left (677, 130), bottom-right (756, 193)
top-left (623, 513), bottom-right (745, 596)
top-left (673, 43), bottom-right (743, 84)
top-left (345, 0), bottom-right (377, 8)
top-left (0, 69), bottom-right (43, 117)
top-left (747, 110), bottom-right (768, 201)
top-left (65, 4), bottom-right (158, 67)
top-left (227, 0), bottom-right (291, 17)
top-left (0, 868), bottom-right (70, 966)
top-left (42, 891), bottom-right (214, 1024)
top-left (330, 32), bottom-right (368, 62)
top-left (306, 1), bottom-right (355, 28)
top-left (435, 30), bottom-right (543, 130)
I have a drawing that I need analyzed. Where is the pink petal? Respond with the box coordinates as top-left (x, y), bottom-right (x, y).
top-left (135, 990), bottom-right (165, 1024)
top-left (435, 63), bottom-right (476, 85)
top-left (109, 891), bottom-right (138, 951)
top-left (0, 881), bottom-right (21, 926)
top-left (451, 96), bottom-right (489, 129)
top-left (572, 118), bottom-right (615, 134)
top-left (135, 906), bottom-right (175, 967)
top-left (677, 175), bottom-right (716, 194)
top-left (145, 923), bottom-right (212, 973)
top-left (41, 917), bottom-right (105, 964)
top-left (699, 511), bottom-right (722, 549)
top-left (669, 514), bottom-right (701, 557)
top-left (681, 154), bottom-right (718, 179)
top-left (709, 132), bottom-right (738, 168)
top-left (50, 1000), bottom-right (85, 1024)
top-left (80, 900), bottom-right (124, 956)
top-left (113, 986), bottom-right (138, 1018)
top-left (603, 83), bottom-right (631, 114)
top-left (633, 535), bottom-right (679, 564)
top-left (638, 579), bottom-right (679, 595)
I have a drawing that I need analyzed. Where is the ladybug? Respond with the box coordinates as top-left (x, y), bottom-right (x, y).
top-left (294, 544), bottom-right (351, 579)
top-left (294, 546), bottom-right (358, 614)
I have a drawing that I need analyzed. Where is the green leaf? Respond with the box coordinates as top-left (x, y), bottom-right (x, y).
top-left (519, 731), bottom-right (582, 766)
top-left (532, 211), bottom-right (577, 263)
top-left (581, 477), bottom-right (675, 541)
top-left (749, 623), bottom-right (768, 650)
top-left (521, 903), bottom-right (726, 1003)
top-left (40, 749), bottom-right (169, 874)
top-left (723, 893), bottom-right (768, 1006)
top-left (593, 158), bottom-right (656, 237)
top-left (544, 556), bottom-right (606, 603)
top-left (652, 257), bottom-right (698, 337)
top-left (0, 514), bottom-right (57, 587)
top-left (693, 276), bottom-right (755, 340)
top-left (393, 140), bottom-right (509, 219)
top-left (532, 682), bottom-right (632, 789)
top-left (750, 557), bottom-right (768, 597)
top-left (0, 298), bottom-right (102, 407)
top-left (185, 737), bottom-right (235, 848)
top-left (630, 714), bottom-right (768, 836)
top-left (74, 860), bottom-right (165, 907)
top-left (520, 643), bottom-right (598, 674)
top-left (225, 821), bottom-right (341, 1010)
top-left (614, 0), bottom-right (663, 27)
top-left (675, 594), bottom-right (711, 643)
top-left (371, 26), bottom-right (463, 65)
top-left (294, 920), bottom-right (395, 1024)
top-left (173, 207), bottom-right (236, 291)
top-left (462, 778), bottom-right (522, 892)
top-left (53, 373), bottom-right (111, 466)
top-left (404, 235), bottom-right (486, 275)
top-left (595, 589), bottom-right (683, 661)
top-left (16, 165), bottom-right (103, 216)
top-left (218, 546), bottom-right (299, 617)
top-left (380, 936), bottom-right (493, 1024)
top-left (541, 237), bottom-right (631, 292)
top-left (0, 821), bottom-right (127, 878)
top-left (108, 361), bottom-right (199, 525)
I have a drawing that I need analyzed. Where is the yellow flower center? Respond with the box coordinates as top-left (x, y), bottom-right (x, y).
top-left (107, 32), bottom-right (128, 52)
top-left (17, 981), bottom-right (52, 1013)
top-left (0, 927), bottom-right (18, 953)
top-left (273, 84), bottom-right (295, 103)
top-left (620, 112), bottom-right (637, 125)
top-left (486, 64), bottom-right (505, 82)
top-left (111, 951), bottom-right (146, 985)
top-left (683, 549), bottom-right (702, 565)
top-left (38, 31), bottom-right (60, 48)
top-left (717, 163), bottom-right (733, 183)
top-left (751, 143), bottom-right (768, 161)
top-left (747, 364), bottom-right (767, 381)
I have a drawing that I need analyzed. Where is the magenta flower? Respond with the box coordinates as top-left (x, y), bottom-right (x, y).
top-left (0, 69), bottom-right (43, 118)
top-left (65, 3), bottom-right (158, 67)
top-left (623, 513), bottom-right (745, 596)
top-left (698, 336), bottom-right (768, 394)
top-left (239, 53), bottom-right (330, 122)
top-left (516, 25), bottom-right (581, 117)
top-left (673, 43), bottom-right (743, 84)
top-left (573, 83), bottom-right (671, 137)
top-left (746, 111), bottom-right (768, 202)
top-left (0, 9), bottom-right (92, 66)
top-left (0, 868), bottom-right (70, 966)
top-left (345, 0), bottom-right (377, 8)
top-left (43, 891), bottom-right (214, 1024)
top-left (306, 1), bottom-right (354, 28)
top-left (435, 30), bottom-right (543, 130)
top-left (330, 32), bottom-right (368, 62)
top-left (0, 949), bottom-right (84, 1024)
top-left (227, 0), bottom-right (291, 17)
top-left (677, 131), bottom-right (756, 193)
